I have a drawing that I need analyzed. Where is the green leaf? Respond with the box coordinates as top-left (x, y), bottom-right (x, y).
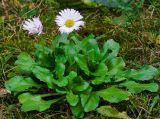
top-left (149, 95), bottom-right (159, 113)
top-left (80, 93), bottom-right (99, 112)
top-left (87, 49), bottom-right (97, 64)
top-left (82, 35), bottom-right (101, 62)
top-left (20, 6), bottom-right (38, 17)
top-left (15, 53), bottom-right (36, 72)
top-left (97, 86), bottom-right (130, 103)
top-left (18, 93), bottom-right (59, 112)
top-left (55, 55), bottom-right (66, 79)
top-left (101, 39), bottom-right (120, 61)
top-left (74, 54), bottom-right (90, 75)
top-left (114, 71), bottom-right (128, 82)
top-left (112, 15), bottom-right (131, 27)
top-left (108, 57), bottom-right (125, 75)
top-left (26, 8), bottom-right (38, 17)
top-left (82, 35), bottom-right (99, 53)
top-left (70, 102), bottom-right (84, 118)
top-left (92, 0), bottom-right (144, 11)
top-left (55, 63), bottom-right (65, 79)
top-left (5, 76), bottom-right (39, 92)
top-left (56, 77), bottom-right (68, 87)
top-left (52, 33), bottom-right (69, 49)
top-left (55, 88), bottom-right (67, 94)
top-left (72, 77), bottom-right (90, 92)
top-left (120, 81), bottom-right (159, 94)
top-left (97, 106), bottom-right (130, 119)
top-left (91, 75), bottom-right (111, 85)
top-left (35, 44), bottom-right (52, 55)
top-left (66, 71), bottom-right (77, 81)
top-left (35, 44), bottom-right (53, 67)
top-left (82, 0), bottom-right (97, 7)
top-left (32, 66), bottom-right (55, 89)
top-left (91, 63), bottom-right (108, 76)
top-left (92, 0), bottom-right (129, 8)
top-left (64, 44), bottom-right (76, 64)
top-left (67, 71), bottom-right (77, 86)
top-left (81, 34), bottom-right (95, 47)
top-left (56, 71), bottom-right (76, 87)
top-left (66, 91), bottom-right (79, 106)
top-left (55, 55), bottom-right (67, 64)
top-left (70, 34), bottom-right (84, 52)
top-left (127, 65), bottom-right (158, 81)
top-left (74, 81), bottom-right (90, 92)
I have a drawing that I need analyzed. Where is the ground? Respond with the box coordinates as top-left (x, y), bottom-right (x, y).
top-left (0, 0), bottom-right (160, 118)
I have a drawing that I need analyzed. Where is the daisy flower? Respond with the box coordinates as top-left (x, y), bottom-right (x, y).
top-left (22, 17), bottom-right (43, 35)
top-left (55, 9), bottom-right (84, 34)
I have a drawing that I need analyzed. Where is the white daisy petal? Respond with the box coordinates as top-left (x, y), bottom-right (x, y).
top-left (59, 26), bottom-right (75, 34)
top-left (22, 17), bottom-right (43, 35)
top-left (55, 8), bottom-right (85, 34)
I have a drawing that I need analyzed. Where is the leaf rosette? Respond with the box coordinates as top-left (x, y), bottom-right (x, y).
top-left (5, 33), bottom-right (159, 118)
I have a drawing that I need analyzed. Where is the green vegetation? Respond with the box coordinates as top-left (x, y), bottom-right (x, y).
top-left (0, 0), bottom-right (160, 118)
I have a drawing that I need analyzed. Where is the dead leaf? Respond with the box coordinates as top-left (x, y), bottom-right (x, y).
top-left (0, 88), bottom-right (11, 97)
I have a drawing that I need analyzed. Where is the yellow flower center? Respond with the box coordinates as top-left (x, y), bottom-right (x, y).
top-left (65, 19), bottom-right (75, 28)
